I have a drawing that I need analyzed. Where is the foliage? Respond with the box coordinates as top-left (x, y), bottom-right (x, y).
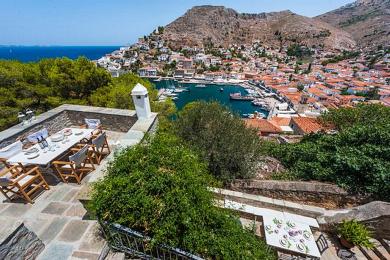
top-left (91, 133), bottom-right (275, 260)
top-left (287, 44), bottom-right (313, 58)
top-left (157, 26), bottom-right (164, 34)
top-left (270, 104), bottom-right (390, 200)
top-left (90, 73), bottom-right (176, 117)
top-left (0, 58), bottom-right (111, 130)
top-left (174, 101), bottom-right (262, 182)
top-left (0, 58), bottom-right (175, 131)
top-left (320, 104), bottom-right (390, 130)
top-left (337, 220), bottom-right (374, 248)
top-left (321, 51), bottom-right (360, 66)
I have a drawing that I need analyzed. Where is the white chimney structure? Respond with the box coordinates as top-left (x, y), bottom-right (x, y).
top-left (131, 83), bottom-right (152, 119)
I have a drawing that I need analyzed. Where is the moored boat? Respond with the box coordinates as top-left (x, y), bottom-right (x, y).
top-left (229, 92), bottom-right (256, 101)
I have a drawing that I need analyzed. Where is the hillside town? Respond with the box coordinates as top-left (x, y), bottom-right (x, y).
top-left (95, 27), bottom-right (389, 137)
top-left (1, 0), bottom-right (390, 259)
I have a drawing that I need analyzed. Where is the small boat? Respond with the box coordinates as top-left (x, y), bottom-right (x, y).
top-left (229, 93), bottom-right (256, 101)
top-left (220, 88), bottom-right (224, 92)
top-left (195, 84), bottom-right (207, 88)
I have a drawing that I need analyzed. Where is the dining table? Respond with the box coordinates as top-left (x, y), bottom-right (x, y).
top-left (263, 214), bottom-right (321, 258)
top-left (7, 128), bottom-right (93, 166)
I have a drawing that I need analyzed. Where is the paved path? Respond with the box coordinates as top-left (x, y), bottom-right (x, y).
top-left (0, 131), bottom-right (125, 260)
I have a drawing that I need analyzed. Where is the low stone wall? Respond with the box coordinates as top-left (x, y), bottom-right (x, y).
top-left (322, 201), bottom-right (390, 240)
top-left (67, 110), bottom-right (137, 133)
top-left (0, 105), bottom-right (138, 148)
top-left (0, 223), bottom-right (44, 259)
top-left (229, 180), bottom-right (369, 209)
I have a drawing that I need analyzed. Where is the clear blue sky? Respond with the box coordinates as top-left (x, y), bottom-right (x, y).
top-left (0, 0), bottom-right (355, 46)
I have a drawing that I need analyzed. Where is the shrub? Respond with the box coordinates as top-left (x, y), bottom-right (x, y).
top-left (337, 220), bottom-right (374, 248)
top-left (270, 105), bottom-right (390, 200)
top-left (91, 133), bottom-right (275, 259)
top-left (175, 101), bottom-right (262, 182)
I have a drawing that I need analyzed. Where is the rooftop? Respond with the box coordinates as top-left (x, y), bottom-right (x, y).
top-left (0, 104), bottom-right (157, 259)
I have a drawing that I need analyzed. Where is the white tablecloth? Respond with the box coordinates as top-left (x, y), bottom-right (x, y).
top-left (263, 215), bottom-right (321, 258)
top-left (7, 128), bottom-right (92, 166)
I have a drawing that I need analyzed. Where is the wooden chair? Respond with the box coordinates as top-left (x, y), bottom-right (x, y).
top-left (52, 145), bottom-right (95, 184)
top-left (91, 132), bottom-right (110, 164)
top-left (0, 165), bottom-right (49, 204)
top-left (0, 141), bottom-right (30, 171)
top-left (316, 233), bottom-right (329, 254)
top-left (73, 132), bottom-right (110, 165)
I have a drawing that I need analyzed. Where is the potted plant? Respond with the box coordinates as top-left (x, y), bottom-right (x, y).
top-left (337, 219), bottom-right (374, 249)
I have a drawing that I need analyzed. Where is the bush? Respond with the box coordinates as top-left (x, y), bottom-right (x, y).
top-left (337, 220), bottom-right (374, 248)
top-left (0, 58), bottom-right (111, 130)
top-left (270, 105), bottom-right (390, 200)
top-left (91, 133), bottom-right (275, 259)
top-left (175, 101), bottom-right (262, 182)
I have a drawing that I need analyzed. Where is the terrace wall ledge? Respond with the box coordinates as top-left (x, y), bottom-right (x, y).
top-left (0, 104), bottom-right (138, 143)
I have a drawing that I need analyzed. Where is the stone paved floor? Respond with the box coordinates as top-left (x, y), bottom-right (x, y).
top-left (0, 130), bottom-right (125, 260)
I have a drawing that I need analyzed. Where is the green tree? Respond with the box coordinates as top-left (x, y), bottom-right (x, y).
top-left (270, 104), bottom-right (390, 200)
top-left (0, 58), bottom-right (111, 130)
top-left (157, 26), bottom-right (164, 34)
top-left (91, 133), bottom-right (275, 259)
top-left (90, 73), bottom-right (176, 116)
top-left (175, 101), bottom-right (262, 181)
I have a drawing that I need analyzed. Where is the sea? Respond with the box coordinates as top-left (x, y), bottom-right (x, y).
top-left (152, 80), bottom-right (269, 117)
top-left (0, 46), bottom-right (120, 62)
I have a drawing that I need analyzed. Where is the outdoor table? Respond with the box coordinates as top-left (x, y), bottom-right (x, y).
top-left (7, 128), bottom-right (93, 166)
top-left (263, 214), bottom-right (321, 258)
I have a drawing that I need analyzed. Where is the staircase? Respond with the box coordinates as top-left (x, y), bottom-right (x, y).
top-left (312, 232), bottom-right (390, 260)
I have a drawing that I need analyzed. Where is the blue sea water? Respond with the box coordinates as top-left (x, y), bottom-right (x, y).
top-left (152, 80), bottom-right (269, 117)
top-left (0, 46), bottom-right (120, 62)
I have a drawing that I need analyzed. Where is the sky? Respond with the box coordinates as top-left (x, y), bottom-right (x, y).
top-left (0, 0), bottom-right (355, 46)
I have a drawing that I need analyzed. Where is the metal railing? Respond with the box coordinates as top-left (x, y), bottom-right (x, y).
top-left (100, 221), bottom-right (204, 260)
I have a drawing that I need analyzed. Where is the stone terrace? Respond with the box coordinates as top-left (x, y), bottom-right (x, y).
top-left (0, 104), bottom-right (157, 260)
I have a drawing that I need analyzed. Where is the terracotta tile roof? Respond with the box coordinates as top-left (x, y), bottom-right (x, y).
top-left (245, 119), bottom-right (282, 134)
top-left (269, 117), bottom-right (291, 126)
top-left (291, 117), bottom-right (323, 134)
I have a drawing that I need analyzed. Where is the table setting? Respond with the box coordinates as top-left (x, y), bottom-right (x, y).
top-left (8, 128), bottom-right (92, 166)
top-left (263, 216), bottom-right (320, 258)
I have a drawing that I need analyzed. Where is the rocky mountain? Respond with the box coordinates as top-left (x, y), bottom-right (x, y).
top-left (161, 6), bottom-right (356, 50)
top-left (317, 0), bottom-right (390, 49)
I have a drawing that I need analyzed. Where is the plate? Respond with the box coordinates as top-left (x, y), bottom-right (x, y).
top-left (63, 129), bottom-right (72, 136)
top-left (297, 243), bottom-right (305, 251)
top-left (24, 147), bottom-right (38, 155)
top-left (27, 152), bottom-right (39, 159)
top-left (51, 134), bottom-right (64, 142)
top-left (75, 130), bottom-right (83, 135)
top-left (303, 231), bottom-right (311, 239)
top-left (280, 239), bottom-right (288, 246)
top-left (287, 221), bottom-right (296, 228)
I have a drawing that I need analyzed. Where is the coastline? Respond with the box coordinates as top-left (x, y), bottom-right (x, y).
top-left (151, 77), bottom-right (284, 119)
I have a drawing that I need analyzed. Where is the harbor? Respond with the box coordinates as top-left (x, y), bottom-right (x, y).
top-left (152, 79), bottom-right (280, 118)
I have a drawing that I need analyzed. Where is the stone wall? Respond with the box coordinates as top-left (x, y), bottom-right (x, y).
top-left (322, 201), bottom-right (390, 240)
top-left (0, 224), bottom-right (44, 259)
top-left (0, 108), bottom-right (137, 149)
top-left (66, 110), bottom-right (137, 133)
top-left (229, 180), bottom-right (370, 209)
top-left (0, 111), bottom-right (71, 149)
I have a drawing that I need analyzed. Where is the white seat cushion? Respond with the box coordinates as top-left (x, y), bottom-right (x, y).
top-left (12, 175), bottom-right (34, 187)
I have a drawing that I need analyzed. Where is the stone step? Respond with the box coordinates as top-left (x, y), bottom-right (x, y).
top-left (379, 239), bottom-right (390, 253)
top-left (105, 251), bottom-right (126, 260)
top-left (350, 246), bottom-right (369, 260)
top-left (370, 239), bottom-right (390, 260)
top-left (359, 246), bottom-right (381, 260)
